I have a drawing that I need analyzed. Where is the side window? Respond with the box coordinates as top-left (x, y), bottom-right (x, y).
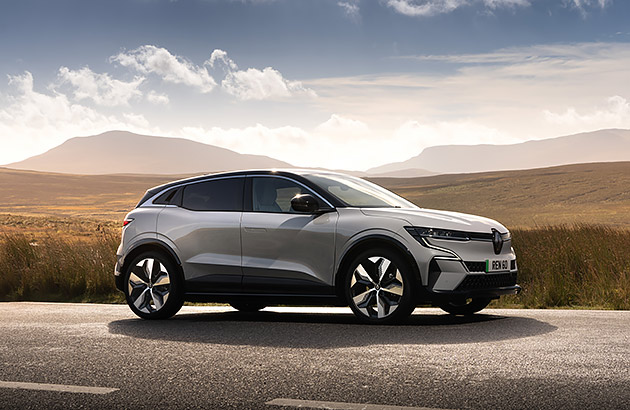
top-left (251, 177), bottom-right (312, 213)
top-left (182, 178), bottom-right (244, 211)
top-left (153, 187), bottom-right (182, 205)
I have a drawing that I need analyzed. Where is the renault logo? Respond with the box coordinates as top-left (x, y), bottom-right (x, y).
top-left (492, 229), bottom-right (503, 255)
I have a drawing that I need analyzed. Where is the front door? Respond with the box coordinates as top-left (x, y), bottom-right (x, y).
top-left (241, 176), bottom-right (338, 295)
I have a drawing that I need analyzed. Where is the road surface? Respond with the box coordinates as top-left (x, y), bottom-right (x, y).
top-left (0, 303), bottom-right (628, 409)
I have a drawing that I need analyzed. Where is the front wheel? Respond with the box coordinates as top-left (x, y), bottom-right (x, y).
top-left (345, 248), bottom-right (417, 324)
top-left (438, 298), bottom-right (492, 316)
top-left (124, 251), bottom-right (184, 320)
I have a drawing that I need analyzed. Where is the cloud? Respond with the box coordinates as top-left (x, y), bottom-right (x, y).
top-left (543, 96), bottom-right (630, 129)
top-left (206, 49), bottom-right (238, 71)
top-left (56, 66), bottom-right (144, 106)
top-left (222, 67), bottom-right (316, 100)
top-left (385, 0), bottom-right (530, 17)
top-left (338, 1), bottom-right (361, 21)
top-left (209, 49), bottom-right (316, 100)
top-left (0, 71), bottom-right (156, 164)
top-left (111, 45), bottom-right (217, 93)
top-left (178, 114), bottom-right (509, 170)
top-left (314, 114), bottom-right (370, 137)
top-left (146, 90), bottom-right (170, 105)
top-left (564, 0), bottom-right (613, 17)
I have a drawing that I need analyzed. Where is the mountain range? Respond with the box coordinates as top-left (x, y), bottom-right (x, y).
top-left (5, 131), bottom-right (291, 175)
top-left (4, 128), bottom-right (630, 176)
top-left (367, 129), bottom-right (630, 175)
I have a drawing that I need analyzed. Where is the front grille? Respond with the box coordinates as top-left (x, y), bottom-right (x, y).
top-left (465, 261), bottom-right (486, 272)
top-left (457, 273), bottom-right (517, 290)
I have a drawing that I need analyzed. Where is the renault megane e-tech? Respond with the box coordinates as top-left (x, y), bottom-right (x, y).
top-left (115, 170), bottom-right (520, 324)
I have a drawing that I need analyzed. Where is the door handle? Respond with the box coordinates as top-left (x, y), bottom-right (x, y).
top-left (244, 227), bottom-right (267, 233)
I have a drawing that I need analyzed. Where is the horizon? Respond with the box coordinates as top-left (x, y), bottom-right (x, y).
top-left (4, 127), bottom-right (630, 174)
top-left (1, 0), bottom-right (630, 171)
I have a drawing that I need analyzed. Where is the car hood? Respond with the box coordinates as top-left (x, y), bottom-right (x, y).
top-left (360, 207), bottom-right (508, 233)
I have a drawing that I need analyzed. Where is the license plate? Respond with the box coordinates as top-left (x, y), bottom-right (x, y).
top-left (486, 259), bottom-right (510, 272)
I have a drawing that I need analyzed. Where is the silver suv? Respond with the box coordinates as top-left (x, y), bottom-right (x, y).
top-left (115, 170), bottom-right (519, 323)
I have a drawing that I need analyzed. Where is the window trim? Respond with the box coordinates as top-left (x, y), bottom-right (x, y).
top-left (245, 174), bottom-right (335, 214)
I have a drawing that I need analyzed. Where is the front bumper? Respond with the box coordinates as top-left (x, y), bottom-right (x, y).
top-left (430, 283), bottom-right (521, 300)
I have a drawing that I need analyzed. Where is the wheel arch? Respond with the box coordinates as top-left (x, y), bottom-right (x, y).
top-left (334, 234), bottom-right (421, 301)
top-left (120, 239), bottom-right (182, 280)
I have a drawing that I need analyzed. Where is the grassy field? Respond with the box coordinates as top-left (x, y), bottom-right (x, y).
top-left (3, 161), bottom-right (630, 227)
top-left (1, 162), bottom-right (629, 308)
top-left (1, 216), bottom-right (628, 309)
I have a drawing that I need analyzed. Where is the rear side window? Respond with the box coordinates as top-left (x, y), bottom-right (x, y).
top-left (153, 187), bottom-right (182, 205)
top-left (182, 178), bottom-right (244, 211)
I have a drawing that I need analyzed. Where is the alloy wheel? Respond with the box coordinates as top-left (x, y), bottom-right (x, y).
top-left (349, 256), bottom-right (404, 319)
top-left (127, 257), bottom-right (171, 314)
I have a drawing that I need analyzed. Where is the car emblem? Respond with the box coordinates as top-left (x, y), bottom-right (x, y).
top-left (492, 229), bottom-right (503, 255)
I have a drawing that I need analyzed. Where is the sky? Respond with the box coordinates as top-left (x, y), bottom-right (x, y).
top-left (1, 0), bottom-right (629, 171)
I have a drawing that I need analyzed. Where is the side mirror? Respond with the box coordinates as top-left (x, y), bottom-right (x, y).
top-left (290, 194), bottom-right (320, 213)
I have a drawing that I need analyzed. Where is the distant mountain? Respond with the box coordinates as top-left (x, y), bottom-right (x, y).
top-left (5, 131), bottom-right (292, 175)
top-left (367, 129), bottom-right (630, 175)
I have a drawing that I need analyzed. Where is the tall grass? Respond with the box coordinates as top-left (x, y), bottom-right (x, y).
top-left (0, 232), bottom-right (123, 302)
top-left (496, 225), bottom-right (630, 309)
top-left (0, 225), bottom-right (629, 309)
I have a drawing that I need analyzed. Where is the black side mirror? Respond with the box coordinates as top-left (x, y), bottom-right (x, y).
top-left (290, 194), bottom-right (320, 213)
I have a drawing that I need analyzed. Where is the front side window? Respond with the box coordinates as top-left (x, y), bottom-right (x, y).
top-left (182, 178), bottom-right (244, 211)
top-left (251, 177), bottom-right (312, 213)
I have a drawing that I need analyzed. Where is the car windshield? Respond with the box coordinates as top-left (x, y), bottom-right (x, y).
top-left (304, 173), bottom-right (417, 208)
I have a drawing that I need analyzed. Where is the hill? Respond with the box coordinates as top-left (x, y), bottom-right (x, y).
top-left (368, 129), bottom-right (630, 175)
top-left (1, 162), bottom-right (630, 228)
top-left (4, 130), bottom-right (292, 175)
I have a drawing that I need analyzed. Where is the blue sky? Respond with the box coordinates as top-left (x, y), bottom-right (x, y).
top-left (1, 0), bottom-right (629, 170)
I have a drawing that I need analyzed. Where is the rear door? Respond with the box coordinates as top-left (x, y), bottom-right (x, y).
top-left (241, 175), bottom-right (338, 295)
top-left (157, 177), bottom-right (244, 293)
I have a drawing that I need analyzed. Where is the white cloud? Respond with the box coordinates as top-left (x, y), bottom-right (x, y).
top-left (314, 114), bottom-right (370, 137)
top-left (178, 114), bottom-right (509, 170)
top-left (543, 96), bottom-right (630, 129)
top-left (111, 45), bottom-right (217, 93)
top-left (338, 1), bottom-right (361, 21)
top-left (56, 66), bottom-right (144, 106)
top-left (206, 49), bottom-right (238, 71)
top-left (209, 49), bottom-right (316, 101)
top-left (222, 67), bottom-right (316, 100)
top-left (386, 0), bottom-right (529, 17)
top-left (565, 0), bottom-right (613, 17)
top-left (0, 71), bottom-right (155, 164)
top-left (146, 90), bottom-right (170, 105)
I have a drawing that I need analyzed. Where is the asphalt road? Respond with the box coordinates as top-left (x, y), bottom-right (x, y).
top-left (0, 303), bottom-right (628, 410)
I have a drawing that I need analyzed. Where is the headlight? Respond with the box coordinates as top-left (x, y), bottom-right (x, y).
top-left (501, 231), bottom-right (511, 241)
top-left (405, 226), bottom-right (470, 242)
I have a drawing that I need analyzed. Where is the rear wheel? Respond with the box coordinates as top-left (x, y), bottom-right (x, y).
top-left (345, 248), bottom-right (416, 324)
top-left (124, 251), bottom-right (184, 320)
top-left (438, 298), bottom-right (492, 316)
top-left (230, 302), bottom-right (266, 312)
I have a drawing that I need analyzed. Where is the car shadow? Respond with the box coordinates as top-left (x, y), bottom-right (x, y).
top-left (108, 309), bottom-right (557, 348)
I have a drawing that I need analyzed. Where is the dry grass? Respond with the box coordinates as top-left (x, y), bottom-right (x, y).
top-left (0, 222), bottom-right (123, 303)
top-left (1, 216), bottom-right (628, 309)
top-left (493, 225), bottom-right (630, 309)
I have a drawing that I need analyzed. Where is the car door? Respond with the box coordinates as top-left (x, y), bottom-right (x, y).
top-left (241, 175), bottom-right (338, 295)
top-left (157, 177), bottom-right (244, 293)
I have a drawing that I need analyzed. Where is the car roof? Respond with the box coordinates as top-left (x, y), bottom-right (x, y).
top-left (137, 169), bottom-right (350, 208)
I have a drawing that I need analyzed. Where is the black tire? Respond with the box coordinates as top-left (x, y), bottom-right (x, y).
top-left (124, 251), bottom-right (184, 320)
top-left (438, 298), bottom-right (492, 316)
top-left (345, 248), bottom-right (417, 324)
top-left (230, 302), bottom-right (266, 312)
